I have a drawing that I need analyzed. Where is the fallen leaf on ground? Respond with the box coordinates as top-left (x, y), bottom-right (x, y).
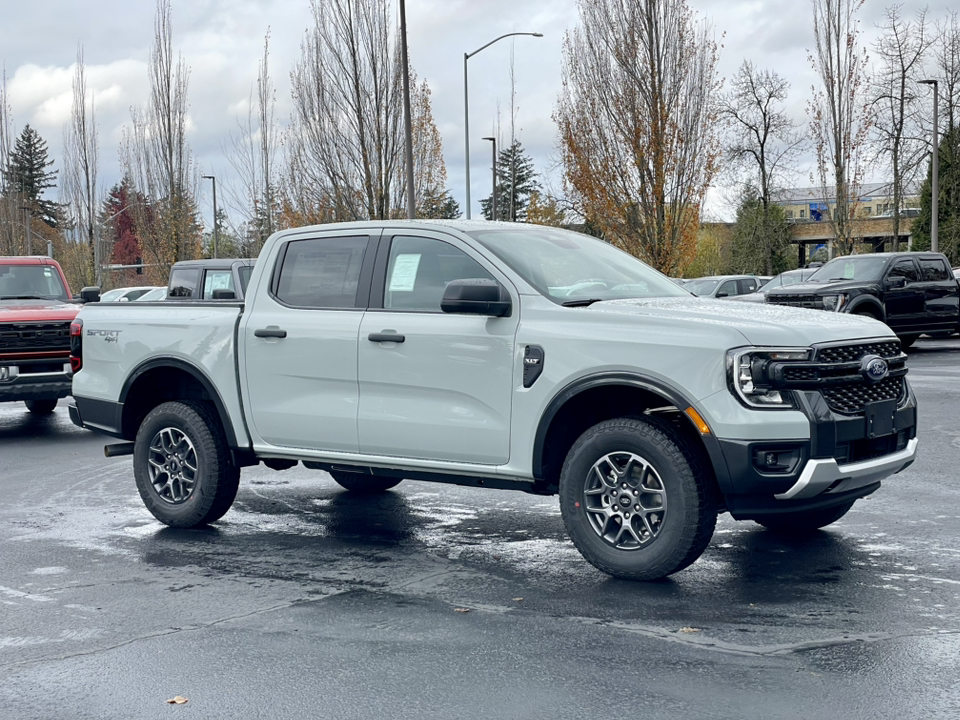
top-left (454, 607), bottom-right (471, 613)
top-left (166, 696), bottom-right (189, 705)
top-left (679, 627), bottom-right (701, 633)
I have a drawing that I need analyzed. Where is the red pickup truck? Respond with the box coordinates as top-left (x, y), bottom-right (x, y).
top-left (0, 257), bottom-right (79, 414)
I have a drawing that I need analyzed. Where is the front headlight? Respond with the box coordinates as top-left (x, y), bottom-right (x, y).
top-left (822, 294), bottom-right (846, 311)
top-left (727, 348), bottom-right (811, 409)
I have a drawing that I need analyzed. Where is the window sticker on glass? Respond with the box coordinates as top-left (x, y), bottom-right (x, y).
top-left (844, 263), bottom-right (855, 279)
top-left (389, 253), bottom-right (421, 292)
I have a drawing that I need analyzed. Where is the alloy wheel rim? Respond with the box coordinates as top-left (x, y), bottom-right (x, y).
top-left (147, 427), bottom-right (199, 504)
top-left (582, 451), bottom-right (666, 550)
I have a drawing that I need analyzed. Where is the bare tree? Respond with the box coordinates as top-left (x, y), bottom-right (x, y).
top-left (721, 61), bottom-right (803, 272)
top-left (122, 0), bottom-right (199, 281)
top-left (62, 46), bottom-right (101, 284)
top-left (808, 0), bottom-right (872, 256)
top-left (0, 67), bottom-right (19, 255)
top-left (285, 0), bottom-right (448, 224)
top-left (555, 0), bottom-right (722, 275)
top-left (869, 5), bottom-right (931, 248)
top-left (225, 30), bottom-right (279, 257)
top-left (934, 11), bottom-right (960, 132)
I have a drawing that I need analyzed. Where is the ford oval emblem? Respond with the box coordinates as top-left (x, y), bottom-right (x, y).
top-left (860, 354), bottom-right (889, 383)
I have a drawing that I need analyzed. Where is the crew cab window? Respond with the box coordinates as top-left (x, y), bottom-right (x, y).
top-left (919, 258), bottom-right (950, 282)
top-left (384, 236), bottom-right (494, 312)
top-left (275, 236), bottom-right (367, 308)
top-left (168, 268), bottom-right (200, 298)
top-left (202, 270), bottom-right (235, 299)
top-left (717, 280), bottom-right (737, 297)
top-left (738, 278), bottom-right (758, 294)
top-left (887, 259), bottom-right (919, 284)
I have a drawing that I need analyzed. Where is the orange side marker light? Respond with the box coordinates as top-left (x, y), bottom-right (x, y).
top-left (684, 407), bottom-right (711, 435)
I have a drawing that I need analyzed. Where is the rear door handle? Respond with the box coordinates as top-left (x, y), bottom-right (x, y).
top-left (368, 332), bottom-right (405, 343)
top-left (254, 327), bottom-right (287, 339)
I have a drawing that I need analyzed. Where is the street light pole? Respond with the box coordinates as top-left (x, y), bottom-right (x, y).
top-left (202, 175), bottom-right (219, 258)
top-left (463, 31), bottom-right (543, 220)
top-left (483, 136), bottom-right (497, 220)
top-left (919, 79), bottom-right (939, 253)
top-left (399, 0), bottom-right (416, 219)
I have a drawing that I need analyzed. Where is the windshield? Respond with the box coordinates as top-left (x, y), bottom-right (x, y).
top-left (0, 264), bottom-right (69, 301)
top-left (466, 227), bottom-right (689, 303)
top-left (808, 256), bottom-right (886, 283)
top-left (684, 279), bottom-right (721, 296)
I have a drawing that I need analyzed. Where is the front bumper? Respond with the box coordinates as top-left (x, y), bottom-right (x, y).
top-left (0, 360), bottom-right (72, 403)
top-left (716, 383), bottom-right (918, 519)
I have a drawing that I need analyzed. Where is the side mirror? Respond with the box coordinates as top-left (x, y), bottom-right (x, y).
top-left (716, 291), bottom-right (729, 298)
top-left (80, 286), bottom-right (101, 303)
top-left (441, 278), bottom-right (511, 317)
top-left (212, 289), bottom-right (236, 300)
top-left (886, 276), bottom-right (907, 289)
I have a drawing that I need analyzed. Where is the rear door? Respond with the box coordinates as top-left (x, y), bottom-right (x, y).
top-left (916, 256), bottom-right (959, 330)
top-left (356, 231), bottom-right (518, 464)
top-left (242, 232), bottom-right (377, 452)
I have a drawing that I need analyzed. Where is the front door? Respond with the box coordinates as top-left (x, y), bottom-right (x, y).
top-left (243, 233), bottom-right (376, 452)
top-left (883, 258), bottom-right (924, 332)
top-left (357, 233), bottom-right (518, 464)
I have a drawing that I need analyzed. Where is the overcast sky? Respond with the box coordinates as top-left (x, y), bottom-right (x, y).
top-left (0, 0), bottom-right (943, 226)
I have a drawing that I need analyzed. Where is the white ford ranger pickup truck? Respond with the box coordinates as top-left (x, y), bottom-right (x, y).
top-left (69, 221), bottom-right (918, 580)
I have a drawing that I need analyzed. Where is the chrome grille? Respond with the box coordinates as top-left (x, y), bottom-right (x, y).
top-left (0, 322), bottom-right (71, 352)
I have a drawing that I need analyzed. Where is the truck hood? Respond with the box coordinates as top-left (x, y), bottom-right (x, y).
top-left (586, 297), bottom-right (890, 347)
top-left (767, 279), bottom-right (879, 296)
top-left (0, 299), bottom-right (81, 323)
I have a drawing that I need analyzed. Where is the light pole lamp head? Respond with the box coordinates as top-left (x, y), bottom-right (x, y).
top-left (532, 33), bottom-right (544, 37)
top-left (919, 79), bottom-right (937, 86)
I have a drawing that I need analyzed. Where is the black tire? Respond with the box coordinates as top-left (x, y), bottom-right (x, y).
top-left (24, 399), bottom-right (58, 414)
top-left (559, 417), bottom-right (718, 581)
top-left (899, 335), bottom-right (918, 349)
top-left (133, 401), bottom-right (240, 527)
top-left (754, 501), bottom-right (854, 533)
top-left (329, 470), bottom-right (402, 493)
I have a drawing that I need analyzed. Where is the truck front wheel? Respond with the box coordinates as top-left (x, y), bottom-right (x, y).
top-left (133, 401), bottom-right (240, 527)
top-left (559, 418), bottom-right (718, 581)
top-left (25, 399), bottom-right (58, 415)
top-left (329, 470), bottom-right (402, 493)
top-left (754, 502), bottom-right (854, 533)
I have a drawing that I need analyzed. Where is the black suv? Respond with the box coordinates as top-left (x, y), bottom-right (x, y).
top-left (765, 252), bottom-right (959, 347)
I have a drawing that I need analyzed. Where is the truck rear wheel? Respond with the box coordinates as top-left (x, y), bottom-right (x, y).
top-left (133, 401), bottom-right (240, 527)
top-left (559, 418), bottom-right (718, 581)
top-left (25, 399), bottom-right (58, 415)
top-left (754, 501), bottom-right (854, 533)
top-left (329, 470), bottom-right (402, 493)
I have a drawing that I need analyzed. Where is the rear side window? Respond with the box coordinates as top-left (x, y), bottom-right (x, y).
top-left (275, 236), bottom-right (368, 308)
top-left (919, 258), bottom-right (950, 282)
top-left (168, 268), bottom-right (200, 298)
top-left (738, 278), bottom-right (758, 294)
top-left (202, 270), bottom-right (235, 299)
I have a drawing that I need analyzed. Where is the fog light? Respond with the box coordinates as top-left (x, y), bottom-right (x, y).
top-left (0, 366), bottom-right (18, 382)
top-left (753, 446), bottom-right (801, 474)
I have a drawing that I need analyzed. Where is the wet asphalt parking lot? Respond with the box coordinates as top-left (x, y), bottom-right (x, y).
top-left (2, 339), bottom-right (960, 720)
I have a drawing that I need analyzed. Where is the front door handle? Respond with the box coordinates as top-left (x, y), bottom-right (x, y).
top-left (254, 327), bottom-right (287, 339)
top-left (368, 332), bottom-right (405, 343)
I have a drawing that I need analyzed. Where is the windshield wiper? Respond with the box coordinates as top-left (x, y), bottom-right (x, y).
top-left (561, 298), bottom-right (605, 307)
top-left (0, 294), bottom-right (50, 300)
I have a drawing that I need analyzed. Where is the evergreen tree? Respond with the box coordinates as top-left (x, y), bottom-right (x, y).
top-left (731, 189), bottom-right (791, 275)
top-left (480, 142), bottom-right (540, 222)
top-left (419, 188), bottom-right (460, 219)
top-left (911, 126), bottom-right (960, 263)
top-left (3, 124), bottom-right (60, 227)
